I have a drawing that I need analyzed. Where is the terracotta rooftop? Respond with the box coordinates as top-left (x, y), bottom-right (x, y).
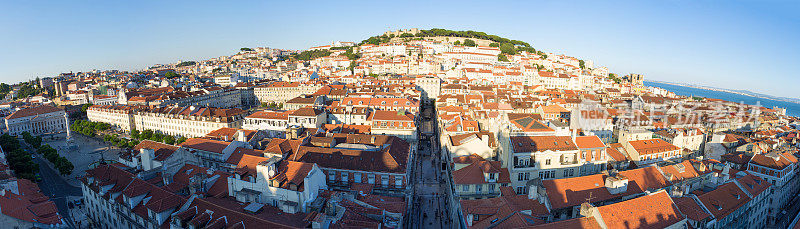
top-left (180, 138), bottom-right (231, 154)
top-left (133, 140), bottom-right (179, 161)
top-left (628, 139), bottom-right (680, 155)
top-left (5, 105), bottom-right (63, 120)
top-left (511, 136), bottom-right (578, 153)
top-left (596, 191), bottom-right (685, 229)
top-left (574, 136), bottom-right (605, 149)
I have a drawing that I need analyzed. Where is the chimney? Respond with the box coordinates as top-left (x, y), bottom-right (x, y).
top-left (571, 128), bottom-right (577, 141)
top-left (526, 178), bottom-right (542, 200)
top-left (604, 173), bottom-right (629, 195)
top-left (236, 129), bottom-right (246, 142)
top-left (579, 202), bottom-right (595, 217)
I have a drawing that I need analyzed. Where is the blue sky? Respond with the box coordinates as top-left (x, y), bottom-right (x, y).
top-left (1, 0), bottom-right (798, 98)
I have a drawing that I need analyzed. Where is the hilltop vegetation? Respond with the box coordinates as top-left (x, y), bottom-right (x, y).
top-left (289, 49), bottom-right (332, 61)
top-left (360, 28), bottom-right (542, 56)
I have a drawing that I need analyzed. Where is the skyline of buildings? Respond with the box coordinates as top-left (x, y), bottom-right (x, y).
top-left (0, 26), bottom-right (799, 228)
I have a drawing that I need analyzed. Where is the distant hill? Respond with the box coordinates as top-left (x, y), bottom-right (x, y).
top-left (361, 28), bottom-right (541, 56)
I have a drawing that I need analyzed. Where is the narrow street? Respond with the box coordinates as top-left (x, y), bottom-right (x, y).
top-left (407, 102), bottom-right (455, 229)
top-left (22, 140), bottom-right (83, 229)
top-left (775, 193), bottom-right (800, 228)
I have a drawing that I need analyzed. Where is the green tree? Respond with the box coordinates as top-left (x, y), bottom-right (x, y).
top-left (608, 73), bottom-right (621, 84)
top-left (499, 43), bottom-right (516, 55)
top-left (80, 103), bottom-right (94, 114)
top-left (290, 49), bottom-right (332, 61)
top-left (17, 83), bottom-right (41, 98)
top-left (463, 39), bottom-right (476, 47)
top-left (128, 139), bottom-right (140, 148)
top-left (176, 137), bottom-right (188, 145)
top-left (489, 42), bottom-right (499, 47)
top-left (348, 61), bottom-right (357, 74)
top-left (240, 47), bottom-right (254, 52)
top-left (150, 132), bottom-right (164, 142)
top-left (22, 132), bottom-right (41, 148)
top-left (54, 157), bottom-right (74, 175)
top-left (0, 134), bottom-right (20, 153)
top-left (579, 60), bottom-right (586, 69)
top-left (176, 61), bottom-right (196, 67)
top-left (141, 130), bottom-right (154, 140)
top-left (38, 144), bottom-right (59, 162)
top-left (114, 138), bottom-right (128, 148)
top-left (164, 72), bottom-right (181, 79)
top-left (453, 40), bottom-right (461, 46)
top-left (7, 148), bottom-right (37, 180)
top-left (498, 54), bottom-right (510, 62)
top-left (163, 135), bottom-right (176, 145)
top-left (130, 129), bottom-right (140, 139)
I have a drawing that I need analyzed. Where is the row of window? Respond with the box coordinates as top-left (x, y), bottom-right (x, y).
top-left (326, 170), bottom-right (403, 187)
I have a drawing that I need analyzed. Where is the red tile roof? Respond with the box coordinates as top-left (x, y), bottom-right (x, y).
top-left (5, 105), bottom-right (63, 120)
top-left (180, 138), bottom-right (231, 154)
top-left (696, 182), bottom-right (751, 219)
top-left (511, 136), bottom-right (577, 153)
top-left (0, 179), bottom-right (63, 226)
top-left (286, 134), bottom-right (409, 174)
top-left (542, 166), bottom-right (672, 209)
top-left (452, 159), bottom-right (510, 185)
top-left (674, 196), bottom-right (712, 221)
top-left (628, 139), bottom-right (680, 155)
top-left (134, 140), bottom-right (178, 161)
top-left (575, 136), bottom-right (605, 149)
top-left (527, 217), bottom-right (602, 229)
top-left (596, 191), bottom-right (685, 229)
top-left (247, 110), bottom-right (291, 120)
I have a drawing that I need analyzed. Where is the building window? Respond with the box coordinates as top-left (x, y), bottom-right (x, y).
top-left (546, 159), bottom-right (551, 165)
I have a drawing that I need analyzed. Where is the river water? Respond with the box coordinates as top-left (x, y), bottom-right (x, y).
top-left (644, 81), bottom-right (800, 117)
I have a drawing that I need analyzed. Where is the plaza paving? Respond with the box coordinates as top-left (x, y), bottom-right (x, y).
top-left (43, 132), bottom-right (122, 187)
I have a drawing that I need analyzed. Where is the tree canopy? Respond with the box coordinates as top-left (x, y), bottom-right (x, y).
top-left (0, 134), bottom-right (38, 179)
top-left (498, 54), bottom-right (510, 62)
top-left (415, 28), bottom-right (531, 47)
top-left (17, 83), bottom-right (40, 98)
top-left (462, 39), bottom-right (476, 47)
top-left (164, 71), bottom-right (181, 79)
top-left (176, 61), bottom-right (196, 67)
top-left (499, 43), bottom-right (516, 55)
top-left (290, 49), bottom-right (332, 61)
